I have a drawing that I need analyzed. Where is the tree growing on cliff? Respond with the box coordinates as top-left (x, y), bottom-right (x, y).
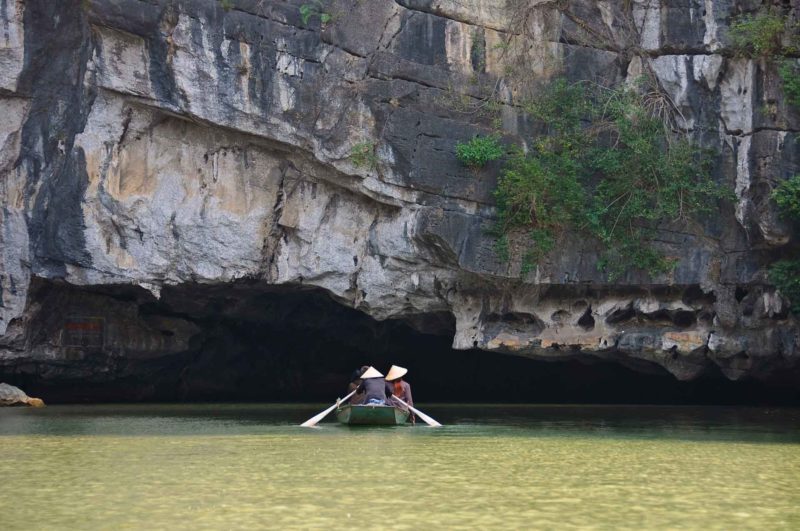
top-left (492, 79), bottom-right (728, 278)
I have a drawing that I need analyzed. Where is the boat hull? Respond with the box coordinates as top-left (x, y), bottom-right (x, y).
top-left (336, 404), bottom-right (409, 426)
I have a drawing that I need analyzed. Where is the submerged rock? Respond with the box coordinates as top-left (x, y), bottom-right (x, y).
top-left (0, 383), bottom-right (45, 407)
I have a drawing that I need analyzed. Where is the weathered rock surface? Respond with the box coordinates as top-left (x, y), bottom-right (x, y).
top-left (0, 383), bottom-right (45, 407)
top-left (0, 0), bottom-right (798, 393)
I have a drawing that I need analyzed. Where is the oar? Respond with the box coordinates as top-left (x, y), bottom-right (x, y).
top-left (300, 390), bottom-right (357, 427)
top-left (392, 395), bottom-right (441, 427)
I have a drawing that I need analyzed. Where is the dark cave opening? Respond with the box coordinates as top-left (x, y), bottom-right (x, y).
top-left (2, 279), bottom-right (798, 405)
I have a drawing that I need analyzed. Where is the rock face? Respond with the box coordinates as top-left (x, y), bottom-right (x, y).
top-left (0, 383), bottom-right (44, 407)
top-left (0, 0), bottom-right (798, 395)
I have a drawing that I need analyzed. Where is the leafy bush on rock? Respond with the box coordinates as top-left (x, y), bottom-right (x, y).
top-left (456, 136), bottom-right (504, 168)
top-left (493, 79), bottom-right (727, 278)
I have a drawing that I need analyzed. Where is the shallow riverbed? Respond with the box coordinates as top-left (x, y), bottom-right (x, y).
top-left (1, 404), bottom-right (798, 529)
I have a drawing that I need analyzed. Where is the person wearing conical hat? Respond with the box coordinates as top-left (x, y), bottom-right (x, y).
top-left (356, 366), bottom-right (391, 405)
top-left (346, 366), bottom-right (369, 405)
top-left (386, 365), bottom-right (415, 424)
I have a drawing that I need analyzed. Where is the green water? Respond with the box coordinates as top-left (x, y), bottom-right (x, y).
top-left (1, 404), bottom-right (798, 530)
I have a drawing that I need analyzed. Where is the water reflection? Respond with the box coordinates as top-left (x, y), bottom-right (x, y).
top-left (1, 404), bottom-right (798, 443)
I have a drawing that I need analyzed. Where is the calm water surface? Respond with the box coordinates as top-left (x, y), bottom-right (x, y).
top-left (1, 404), bottom-right (798, 529)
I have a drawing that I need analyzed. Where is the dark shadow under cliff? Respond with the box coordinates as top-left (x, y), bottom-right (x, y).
top-left (1, 279), bottom-right (798, 405)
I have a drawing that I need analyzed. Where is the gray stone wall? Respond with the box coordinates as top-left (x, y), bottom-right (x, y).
top-left (0, 0), bottom-right (798, 385)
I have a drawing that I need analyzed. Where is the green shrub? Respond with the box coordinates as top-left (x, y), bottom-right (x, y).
top-left (494, 143), bottom-right (585, 261)
top-left (728, 11), bottom-right (797, 58)
top-left (493, 79), bottom-right (728, 278)
top-left (769, 259), bottom-right (800, 314)
top-left (349, 141), bottom-right (378, 169)
top-left (219, 0), bottom-right (234, 11)
top-left (779, 60), bottom-right (800, 109)
top-left (772, 174), bottom-right (800, 220)
top-left (728, 11), bottom-right (800, 111)
top-left (522, 78), bottom-right (592, 136)
top-left (456, 135), bottom-right (504, 167)
top-left (300, 1), bottom-right (331, 25)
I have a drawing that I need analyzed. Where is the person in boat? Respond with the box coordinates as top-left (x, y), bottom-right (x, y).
top-left (356, 366), bottom-right (391, 405)
top-left (346, 365), bottom-right (369, 405)
top-left (386, 364), bottom-right (415, 424)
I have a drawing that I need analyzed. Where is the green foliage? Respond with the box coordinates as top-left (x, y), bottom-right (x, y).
top-left (299, 4), bottom-right (314, 24)
top-left (769, 175), bottom-right (800, 314)
top-left (772, 174), bottom-right (800, 220)
top-left (300, 1), bottom-right (331, 25)
top-left (779, 60), bottom-right (800, 109)
top-left (769, 260), bottom-right (800, 314)
top-left (728, 10), bottom-right (798, 58)
top-left (219, 0), bottom-right (234, 11)
top-left (456, 135), bottom-right (504, 168)
top-left (727, 12), bottom-right (800, 313)
top-left (522, 78), bottom-right (591, 135)
top-left (729, 11), bottom-right (800, 110)
top-left (349, 141), bottom-right (379, 170)
top-left (494, 143), bottom-right (584, 238)
top-left (494, 79), bottom-right (728, 278)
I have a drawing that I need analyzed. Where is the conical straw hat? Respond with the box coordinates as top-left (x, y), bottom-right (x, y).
top-left (360, 366), bottom-right (383, 379)
top-left (385, 365), bottom-right (408, 381)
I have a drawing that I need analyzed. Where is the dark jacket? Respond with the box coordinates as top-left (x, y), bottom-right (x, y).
top-left (358, 377), bottom-right (391, 402)
top-left (347, 380), bottom-right (366, 405)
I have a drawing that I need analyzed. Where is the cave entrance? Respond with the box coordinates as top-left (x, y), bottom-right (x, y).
top-left (3, 279), bottom-right (796, 404)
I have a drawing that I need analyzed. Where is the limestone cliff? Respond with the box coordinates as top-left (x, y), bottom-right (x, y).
top-left (0, 0), bottom-right (798, 395)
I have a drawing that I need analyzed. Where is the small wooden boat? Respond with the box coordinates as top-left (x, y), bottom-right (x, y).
top-left (336, 404), bottom-right (409, 426)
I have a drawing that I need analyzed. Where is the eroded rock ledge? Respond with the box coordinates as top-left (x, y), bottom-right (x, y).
top-left (1, 0), bottom-right (798, 390)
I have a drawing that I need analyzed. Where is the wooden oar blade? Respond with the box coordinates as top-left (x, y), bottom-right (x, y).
top-left (300, 389), bottom-right (357, 427)
top-left (392, 395), bottom-right (441, 427)
top-left (409, 405), bottom-right (442, 427)
top-left (300, 404), bottom-right (336, 428)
